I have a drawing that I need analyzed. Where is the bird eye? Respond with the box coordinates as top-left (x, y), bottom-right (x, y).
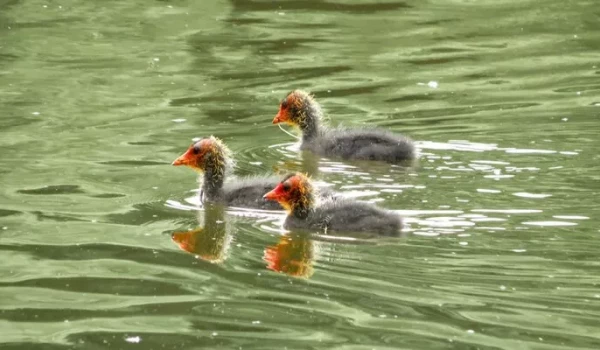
top-left (192, 146), bottom-right (200, 155)
top-left (282, 182), bottom-right (291, 191)
top-left (280, 99), bottom-right (288, 109)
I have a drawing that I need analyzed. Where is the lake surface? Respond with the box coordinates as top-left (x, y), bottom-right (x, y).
top-left (1, 0), bottom-right (599, 349)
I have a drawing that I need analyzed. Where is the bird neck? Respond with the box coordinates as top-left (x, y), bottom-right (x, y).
top-left (201, 153), bottom-right (226, 200)
top-left (289, 189), bottom-right (315, 220)
top-left (299, 103), bottom-right (321, 141)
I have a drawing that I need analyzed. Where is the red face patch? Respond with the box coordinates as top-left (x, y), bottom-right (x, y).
top-left (273, 91), bottom-right (304, 125)
top-left (172, 139), bottom-right (214, 169)
top-left (263, 175), bottom-right (305, 212)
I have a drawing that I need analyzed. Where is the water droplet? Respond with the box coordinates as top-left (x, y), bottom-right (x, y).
top-left (523, 221), bottom-right (576, 227)
top-left (125, 336), bottom-right (141, 343)
top-left (513, 192), bottom-right (552, 199)
top-left (477, 189), bottom-right (501, 194)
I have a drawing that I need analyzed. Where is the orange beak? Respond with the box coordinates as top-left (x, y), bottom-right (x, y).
top-left (264, 183), bottom-right (284, 201)
top-left (172, 148), bottom-right (193, 166)
top-left (272, 108), bottom-right (289, 124)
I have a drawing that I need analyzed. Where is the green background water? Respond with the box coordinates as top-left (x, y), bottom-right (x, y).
top-left (1, 0), bottom-right (599, 349)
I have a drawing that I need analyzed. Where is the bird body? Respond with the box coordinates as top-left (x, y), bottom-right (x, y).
top-left (264, 173), bottom-right (402, 236)
top-left (172, 137), bottom-right (281, 210)
top-left (273, 90), bottom-right (416, 163)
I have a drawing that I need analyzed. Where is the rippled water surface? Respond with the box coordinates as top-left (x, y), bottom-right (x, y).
top-left (1, 0), bottom-right (599, 349)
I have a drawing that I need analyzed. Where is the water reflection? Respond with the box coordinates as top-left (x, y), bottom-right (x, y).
top-left (171, 204), bottom-right (231, 263)
top-left (273, 149), bottom-right (322, 178)
top-left (264, 233), bottom-right (314, 278)
top-left (271, 140), bottom-right (417, 179)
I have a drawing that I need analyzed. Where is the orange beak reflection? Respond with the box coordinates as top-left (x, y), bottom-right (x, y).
top-left (171, 228), bottom-right (227, 263)
top-left (172, 230), bottom-right (197, 253)
top-left (264, 234), bottom-right (314, 278)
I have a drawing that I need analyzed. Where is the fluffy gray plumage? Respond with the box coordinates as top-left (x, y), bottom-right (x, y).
top-left (217, 175), bottom-right (283, 210)
top-left (284, 198), bottom-right (402, 237)
top-left (302, 127), bottom-right (416, 163)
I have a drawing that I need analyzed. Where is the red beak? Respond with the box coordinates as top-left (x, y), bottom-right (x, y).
top-left (272, 108), bottom-right (287, 124)
top-left (172, 149), bottom-right (193, 166)
top-left (264, 183), bottom-right (284, 201)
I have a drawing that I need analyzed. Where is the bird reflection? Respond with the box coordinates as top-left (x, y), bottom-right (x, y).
top-left (275, 147), bottom-right (416, 179)
top-left (264, 233), bottom-right (314, 278)
top-left (171, 203), bottom-right (231, 263)
top-left (274, 150), bottom-right (322, 178)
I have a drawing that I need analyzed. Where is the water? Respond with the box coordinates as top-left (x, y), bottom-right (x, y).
top-left (1, 0), bottom-right (599, 349)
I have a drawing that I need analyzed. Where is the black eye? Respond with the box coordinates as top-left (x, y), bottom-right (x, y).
top-left (282, 182), bottom-right (291, 191)
top-left (192, 146), bottom-right (200, 155)
top-left (280, 99), bottom-right (288, 109)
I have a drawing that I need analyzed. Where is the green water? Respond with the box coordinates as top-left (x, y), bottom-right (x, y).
top-left (1, 0), bottom-right (599, 349)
